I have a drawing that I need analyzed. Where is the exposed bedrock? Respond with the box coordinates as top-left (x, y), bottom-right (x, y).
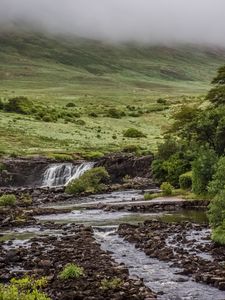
top-left (0, 153), bottom-right (154, 187)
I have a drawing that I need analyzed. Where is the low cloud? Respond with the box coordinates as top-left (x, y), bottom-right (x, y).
top-left (0, 0), bottom-right (225, 45)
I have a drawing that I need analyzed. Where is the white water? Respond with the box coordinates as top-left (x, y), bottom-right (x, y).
top-left (41, 162), bottom-right (94, 187)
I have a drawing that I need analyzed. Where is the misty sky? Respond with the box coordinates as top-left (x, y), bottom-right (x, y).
top-left (0, 0), bottom-right (225, 45)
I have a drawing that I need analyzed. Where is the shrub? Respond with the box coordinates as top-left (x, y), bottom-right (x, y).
top-left (4, 97), bottom-right (33, 114)
top-left (107, 108), bottom-right (125, 119)
top-left (123, 128), bottom-right (146, 138)
top-left (152, 153), bottom-right (190, 187)
top-left (211, 222), bottom-right (225, 245)
top-left (160, 182), bottom-right (173, 196)
top-left (192, 147), bottom-right (217, 195)
top-left (0, 99), bottom-right (4, 110)
top-left (157, 137), bottom-right (179, 160)
top-left (100, 277), bottom-right (123, 290)
top-left (89, 112), bottom-right (98, 118)
top-left (179, 171), bottom-right (192, 190)
top-left (128, 111), bottom-right (143, 117)
top-left (208, 156), bottom-right (225, 197)
top-left (0, 276), bottom-right (50, 300)
top-left (65, 167), bottom-right (109, 194)
top-left (59, 263), bottom-right (84, 280)
top-left (0, 194), bottom-right (16, 207)
top-left (208, 189), bottom-right (225, 228)
top-left (42, 114), bottom-right (57, 123)
top-left (157, 98), bottom-right (167, 105)
top-left (75, 119), bottom-right (86, 126)
top-left (66, 102), bottom-right (76, 108)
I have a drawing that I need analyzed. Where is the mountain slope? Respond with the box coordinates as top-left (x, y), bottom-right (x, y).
top-left (1, 30), bottom-right (225, 100)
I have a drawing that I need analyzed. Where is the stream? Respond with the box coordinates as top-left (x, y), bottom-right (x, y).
top-left (1, 189), bottom-right (225, 299)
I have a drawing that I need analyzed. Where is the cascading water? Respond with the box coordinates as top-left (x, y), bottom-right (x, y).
top-left (41, 162), bottom-right (94, 187)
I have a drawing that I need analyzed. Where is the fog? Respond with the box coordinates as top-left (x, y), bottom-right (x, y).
top-left (0, 0), bottom-right (225, 45)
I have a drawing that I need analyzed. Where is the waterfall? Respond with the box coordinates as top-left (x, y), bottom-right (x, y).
top-left (41, 162), bottom-right (94, 187)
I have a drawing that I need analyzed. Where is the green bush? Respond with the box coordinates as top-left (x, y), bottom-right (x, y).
top-left (160, 182), bottom-right (173, 196)
top-left (0, 99), bottom-right (4, 110)
top-left (208, 156), bottom-right (225, 197)
top-left (0, 194), bottom-right (16, 207)
top-left (100, 277), bottom-right (123, 290)
top-left (59, 263), bottom-right (84, 280)
top-left (65, 167), bottom-right (109, 194)
top-left (74, 119), bottom-right (86, 126)
top-left (208, 189), bottom-right (225, 228)
top-left (42, 114), bottom-right (57, 123)
top-left (4, 97), bottom-right (33, 114)
top-left (123, 128), bottom-right (146, 138)
top-left (0, 276), bottom-right (50, 300)
top-left (179, 171), bottom-right (192, 190)
top-left (106, 108), bottom-right (125, 119)
top-left (192, 147), bottom-right (217, 195)
top-left (157, 98), bottom-right (167, 105)
top-left (88, 112), bottom-right (98, 118)
top-left (211, 222), bottom-right (225, 245)
top-left (66, 102), bottom-right (76, 108)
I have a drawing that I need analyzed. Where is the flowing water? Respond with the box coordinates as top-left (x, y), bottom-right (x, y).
top-left (41, 162), bottom-right (94, 187)
top-left (94, 227), bottom-right (225, 300)
top-left (1, 189), bottom-right (225, 299)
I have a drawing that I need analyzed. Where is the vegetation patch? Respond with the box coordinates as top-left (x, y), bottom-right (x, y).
top-left (0, 194), bottom-right (16, 207)
top-left (160, 182), bottom-right (173, 196)
top-left (123, 128), bottom-right (146, 138)
top-left (179, 171), bottom-right (192, 190)
top-left (100, 277), bottom-right (123, 290)
top-left (59, 263), bottom-right (84, 280)
top-left (65, 167), bottom-right (109, 194)
top-left (0, 276), bottom-right (50, 300)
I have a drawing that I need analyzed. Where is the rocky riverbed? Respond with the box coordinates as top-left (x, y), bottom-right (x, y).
top-left (118, 220), bottom-right (225, 291)
top-left (1, 188), bottom-right (225, 299)
top-left (0, 223), bottom-right (156, 300)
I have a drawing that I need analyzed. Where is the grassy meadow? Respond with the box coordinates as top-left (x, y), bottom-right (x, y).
top-left (1, 30), bottom-right (225, 158)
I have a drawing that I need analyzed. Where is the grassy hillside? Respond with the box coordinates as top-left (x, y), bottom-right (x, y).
top-left (0, 30), bottom-right (225, 157)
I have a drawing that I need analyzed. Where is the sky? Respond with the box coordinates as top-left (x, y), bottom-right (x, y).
top-left (0, 0), bottom-right (225, 45)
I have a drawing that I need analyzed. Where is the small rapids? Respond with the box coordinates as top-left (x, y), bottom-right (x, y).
top-left (94, 227), bottom-right (225, 300)
top-left (41, 162), bottom-right (94, 187)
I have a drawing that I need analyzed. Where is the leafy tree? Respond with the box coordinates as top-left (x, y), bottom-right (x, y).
top-left (192, 147), bottom-right (217, 195)
top-left (208, 156), bottom-right (225, 197)
top-left (211, 65), bottom-right (225, 84)
top-left (208, 189), bottom-right (225, 228)
top-left (207, 65), bottom-right (225, 106)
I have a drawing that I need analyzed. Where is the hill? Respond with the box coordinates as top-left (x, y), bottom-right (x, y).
top-left (0, 30), bottom-right (225, 157)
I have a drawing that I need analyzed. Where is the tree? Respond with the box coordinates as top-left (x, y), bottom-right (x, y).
top-left (208, 156), bottom-right (225, 197)
top-left (207, 65), bottom-right (225, 106)
top-left (192, 147), bottom-right (217, 195)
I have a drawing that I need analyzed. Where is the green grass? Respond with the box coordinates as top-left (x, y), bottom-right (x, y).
top-left (1, 30), bottom-right (225, 156)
